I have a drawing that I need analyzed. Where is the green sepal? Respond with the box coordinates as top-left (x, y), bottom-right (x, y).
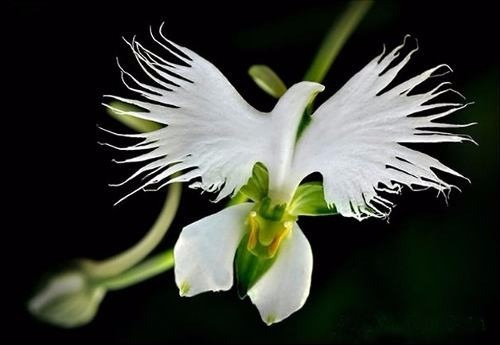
top-left (235, 234), bottom-right (277, 298)
top-left (239, 163), bottom-right (269, 202)
top-left (288, 182), bottom-right (338, 216)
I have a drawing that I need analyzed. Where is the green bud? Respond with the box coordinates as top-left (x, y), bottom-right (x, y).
top-left (28, 264), bottom-right (106, 328)
top-left (248, 65), bottom-right (287, 99)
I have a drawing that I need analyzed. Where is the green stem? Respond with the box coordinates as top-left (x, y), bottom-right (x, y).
top-left (82, 101), bottom-right (180, 278)
top-left (304, 0), bottom-right (373, 83)
top-left (85, 182), bottom-right (182, 278)
top-left (101, 249), bottom-right (174, 290)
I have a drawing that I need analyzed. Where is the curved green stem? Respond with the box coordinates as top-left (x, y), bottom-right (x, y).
top-left (304, 0), bottom-right (373, 83)
top-left (85, 182), bottom-right (181, 278)
top-left (101, 249), bottom-right (174, 291)
top-left (82, 103), bottom-right (180, 278)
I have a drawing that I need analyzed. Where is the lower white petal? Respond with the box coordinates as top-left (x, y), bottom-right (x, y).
top-left (174, 203), bottom-right (253, 297)
top-left (247, 222), bottom-right (313, 325)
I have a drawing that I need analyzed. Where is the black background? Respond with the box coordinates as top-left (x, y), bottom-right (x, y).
top-left (5, 1), bottom-right (499, 343)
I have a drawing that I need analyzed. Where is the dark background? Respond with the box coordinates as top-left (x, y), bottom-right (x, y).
top-left (6, 1), bottom-right (498, 343)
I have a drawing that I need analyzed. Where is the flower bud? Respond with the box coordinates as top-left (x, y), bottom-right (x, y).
top-left (28, 266), bottom-right (106, 328)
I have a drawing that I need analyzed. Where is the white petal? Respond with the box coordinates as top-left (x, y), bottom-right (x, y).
top-left (247, 222), bottom-right (313, 325)
top-left (104, 24), bottom-right (323, 205)
top-left (174, 203), bottom-right (253, 297)
top-left (291, 36), bottom-right (475, 220)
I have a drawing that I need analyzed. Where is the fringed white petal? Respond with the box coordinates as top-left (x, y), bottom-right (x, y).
top-left (292, 36), bottom-right (475, 220)
top-left (104, 23), bottom-right (273, 204)
top-left (103, 24), bottom-right (324, 205)
top-left (247, 222), bottom-right (313, 325)
top-left (173, 203), bottom-right (253, 297)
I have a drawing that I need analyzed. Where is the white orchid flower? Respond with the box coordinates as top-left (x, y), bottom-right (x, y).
top-left (103, 24), bottom-right (474, 325)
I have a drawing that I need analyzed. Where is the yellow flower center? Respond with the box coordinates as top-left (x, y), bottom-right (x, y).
top-left (246, 210), bottom-right (294, 259)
